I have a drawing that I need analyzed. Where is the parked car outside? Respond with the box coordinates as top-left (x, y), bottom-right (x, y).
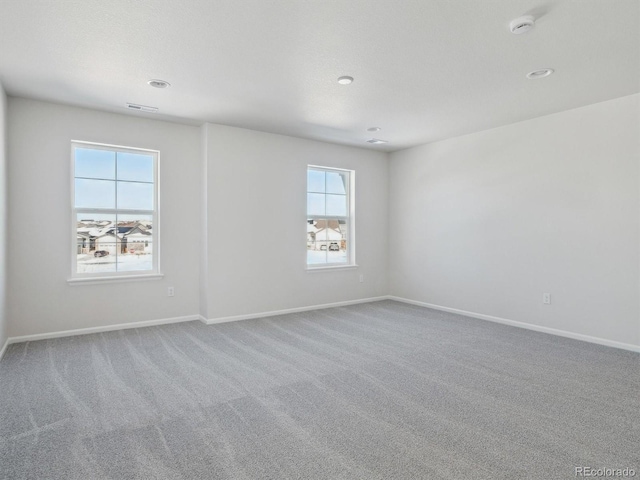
top-left (94, 250), bottom-right (109, 257)
top-left (319, 242), bottom-right (340, 251)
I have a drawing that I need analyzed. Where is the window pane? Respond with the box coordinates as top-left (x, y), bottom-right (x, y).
top-left (314, 219), bottom-right (341, 240)
top-left (75, 179), bottom-right (115, 209)
top-left (117, 182), bottom-right (154, 210)
top-left (327, 237), bottom-right (347, 264)
top-left (307, 246), bottom-right (327, 264)
top-left (326, 171), bottom-right (347, 194)
top-left (75, 148), bottom-right (115, 180)
top-left (314, 227), bottom-right (328, 241)
top-left (76, 214), bottom-right (117, 273)
top-left (117, 152), bottom-right (154, 183)
top-left (116, 214), bottom-right (153, 272)
top-left (326, 194), bottom-right (347, 216)
top-left (306, 218), bottom-right (347, 265)
top-left (307, 169), bottom-right (325, 193)
top-left (307, 193), bottom-right (325, 216)
top-left (307, 218), bottom-right (326, 264)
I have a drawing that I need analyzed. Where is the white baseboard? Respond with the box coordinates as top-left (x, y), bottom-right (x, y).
top-left (389, 296), bottom-right (640, 353)
top-left (202, 296), bottom-right (390, 325)
top-left (4, 314), bottom-right (201, 348)
top-left (3, 296), bottom-right (636, 358)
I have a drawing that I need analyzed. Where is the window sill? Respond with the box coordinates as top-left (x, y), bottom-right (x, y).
top-left (67, 273), bottom-right (164, 286)
top-left (306, 264), bottom-right (358, 273)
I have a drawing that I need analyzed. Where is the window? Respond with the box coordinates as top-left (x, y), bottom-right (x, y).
top-left (307, 166), bottom-right (353, 267)
top-left (71, 141), bottom-right (159, 279)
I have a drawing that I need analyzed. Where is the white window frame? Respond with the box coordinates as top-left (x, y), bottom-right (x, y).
top-left (306, 165), bottom-right (356, 270)
top-left (69, 141), bottom-right (162, 284)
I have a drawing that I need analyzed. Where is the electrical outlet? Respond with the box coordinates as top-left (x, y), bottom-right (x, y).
top-left (168, 287), bottom-right (175, 297)
top-left (543, 293), bottom-right (551, 304)
top-left (359, 274), bottom-right (364, 283)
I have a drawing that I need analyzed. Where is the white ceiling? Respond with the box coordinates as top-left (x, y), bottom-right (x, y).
top-left (1, 0), bottom-right (638, 152)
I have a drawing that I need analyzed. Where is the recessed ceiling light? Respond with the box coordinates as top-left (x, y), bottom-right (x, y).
top-left (509, 15), bottom-right (535, 34)
top-left (366, 138), bottom-right (388, 144)
top-left (147, 79), bottom-right (171, 89)
top-left (367, 127), bottom-right (381, 132)
top-left (337, 76), bottom-right (354, 85)
top-left (526, 68), bottom-right (554, 79)
top-left (126, 103), bottom-right (158, 113)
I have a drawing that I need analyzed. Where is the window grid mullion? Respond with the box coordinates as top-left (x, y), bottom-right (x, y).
top-left (324, 172), bottom-right (328, 263)
top-left (75, 176), bottom-right (153, 185)
top-left (115, 152), bottom-right (119, 271)
top-left (307, 215), bottom-right (348, 221)
top-left (76, 208), bottom-right (154, 215)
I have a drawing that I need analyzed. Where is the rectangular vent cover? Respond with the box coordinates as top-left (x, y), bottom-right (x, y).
top-left (126, 103), bottom-right (158, 113)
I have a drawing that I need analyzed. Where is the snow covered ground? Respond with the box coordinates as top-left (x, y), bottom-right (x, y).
top-left (307, 249), bottom-right (347, 265)
top-left (77, 253), bottom-right (152, 273)
top-left (78, 250), bottom-right (344, 272)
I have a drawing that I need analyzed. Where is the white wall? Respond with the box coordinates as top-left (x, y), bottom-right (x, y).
top-left (203, 123), bottom-right (389, 320)
top-left (0, 84), bottom-right (7, 349)
top-left (7, 98), bottom-right (202, 337)
top-left (5, 94), bottom-right (638, 349)
top-left (389, 94), bottom-right (640, 347)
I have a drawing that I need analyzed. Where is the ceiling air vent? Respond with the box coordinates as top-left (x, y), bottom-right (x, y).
top-left (366, 138), bottom-right (388, 144)
top-left (126, 103), bottom-right (158, 113)
top-left (147, 79), bottom-right (171, 89)
top-left (526, 68), bottom-right (554, 79)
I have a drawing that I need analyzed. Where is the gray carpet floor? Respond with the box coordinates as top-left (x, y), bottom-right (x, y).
top-left (0, 300), bottom-right (638, 479)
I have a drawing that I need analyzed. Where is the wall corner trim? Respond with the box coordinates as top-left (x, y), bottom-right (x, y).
top-left (0, 338), bottom-right (9, 361)
top-left (388, 296), bottom-right (640, 353)
top-left (202, 296), bottom-right (391, 325)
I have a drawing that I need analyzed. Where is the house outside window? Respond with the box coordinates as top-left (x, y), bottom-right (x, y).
top-left (71, 141), bottom-right (159, 279)
top-left (307, 166), bottom-right (354, 267)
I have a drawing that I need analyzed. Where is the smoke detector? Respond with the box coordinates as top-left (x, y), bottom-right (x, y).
top-left (510, 15), bottom-right (535, 34)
